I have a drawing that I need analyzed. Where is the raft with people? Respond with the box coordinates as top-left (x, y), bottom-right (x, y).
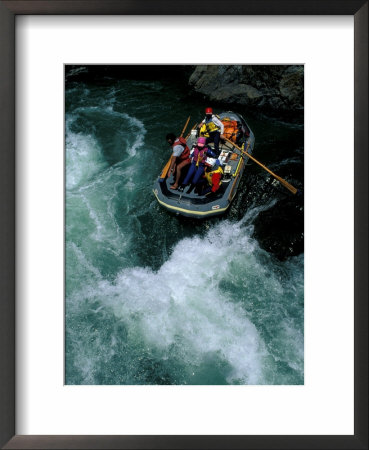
top-left (153, 109), bottom-right (297, 219)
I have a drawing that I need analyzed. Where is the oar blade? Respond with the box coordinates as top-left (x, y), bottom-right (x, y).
top-left (276, 176), bottom-right (298, 194)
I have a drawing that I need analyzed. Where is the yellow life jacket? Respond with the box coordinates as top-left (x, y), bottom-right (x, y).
top-left (205, 166), bottom-right (223, 186)
top-left (200, 114), bottom-right (221, 137)
top-left (199, 124), bottom-right (209, 138)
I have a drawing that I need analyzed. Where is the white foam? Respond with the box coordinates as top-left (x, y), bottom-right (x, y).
top-left (66, 106), bottom-right (149, 255)
top-left (120, 113), bottom-right (147, 157)
top-left (65, 117), bottom-right (108, 190)
top-left (67, 208), bottom-right (302, 385)
top-left (64, 96), bottom-right (303, 385)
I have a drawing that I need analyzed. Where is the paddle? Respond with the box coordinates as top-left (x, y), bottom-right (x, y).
top-left (224, 137), bottom-right (298, 195)
top-left (180, 116), bottom-right (191, 137)
top-left (160, 117), bottom-right (192, 180)
top-left (160, 159), bottom-right (173, 180)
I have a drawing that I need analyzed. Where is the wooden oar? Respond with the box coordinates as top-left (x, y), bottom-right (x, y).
top-left (224, 137), bottom-right (298, 195)
top-left (160, 158), bottom-right (172, 180)
top-left (160, 117), bottom-right (191, 180)
top-left (180, 116), bottom-right (190, 137)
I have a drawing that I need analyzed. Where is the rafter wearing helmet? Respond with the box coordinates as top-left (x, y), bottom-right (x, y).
top-left (198, 107), bottom-right (224, 156)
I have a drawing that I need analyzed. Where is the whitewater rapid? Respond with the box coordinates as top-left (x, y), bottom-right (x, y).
top-left (65, 80), bottom-right (304, 385)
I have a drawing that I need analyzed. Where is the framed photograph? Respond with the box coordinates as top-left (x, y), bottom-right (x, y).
top-left (1, 1), bottom-right (367, 449)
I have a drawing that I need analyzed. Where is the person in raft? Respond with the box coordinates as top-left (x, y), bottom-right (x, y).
top-left (197, 157), bottom-right (224, 196)
top-left (198, 107), bottom-right (225, 156)
top-left (178, 137), bottom-right (212, 191)
top-left (166, 133), bottom-right (191, 190)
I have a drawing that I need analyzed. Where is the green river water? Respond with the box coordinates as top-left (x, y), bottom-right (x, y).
top-left (65, 66), bottom-right (304, 385)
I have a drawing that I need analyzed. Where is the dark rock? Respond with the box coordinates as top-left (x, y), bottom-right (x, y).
top-left (279, 66), bottom-right (304, 108)
top-left (188, 65), bottom-right (304, 114)
top-left (253, 196), bottom-right (304, 260)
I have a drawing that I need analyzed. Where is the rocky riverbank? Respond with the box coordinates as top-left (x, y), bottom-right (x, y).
top-left (188, 65), bottom-right (304, 116)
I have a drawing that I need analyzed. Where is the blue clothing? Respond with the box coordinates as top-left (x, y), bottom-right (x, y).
top-left (201, 185), bottom-right (212, 195)
top-left (182, 161), bottom-right (205, 186)
top-left (205, 148), bottom-right (217, 158)
top-left (206, 131), bottom-right (221, 155)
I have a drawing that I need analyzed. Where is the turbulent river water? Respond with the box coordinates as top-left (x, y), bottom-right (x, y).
top-left (65, 66), bottom-right (304, 385)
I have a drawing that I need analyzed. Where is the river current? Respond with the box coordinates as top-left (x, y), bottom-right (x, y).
top-left (65, 66), bottom-right (304, 385)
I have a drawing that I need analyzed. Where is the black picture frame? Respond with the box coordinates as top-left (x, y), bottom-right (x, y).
top-left (0, 1), bottom-right (367, 449)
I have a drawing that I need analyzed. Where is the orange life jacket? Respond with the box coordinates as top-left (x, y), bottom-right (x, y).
top-left (221, 119), bottom-right (239, 143)
top-left (173, 137), bottom-right (190, 161)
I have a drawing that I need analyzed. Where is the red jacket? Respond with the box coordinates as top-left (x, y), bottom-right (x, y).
top-left (173, 137), bottom-right (190, 162)
top-left (209, 172), bottom-right (222, 192)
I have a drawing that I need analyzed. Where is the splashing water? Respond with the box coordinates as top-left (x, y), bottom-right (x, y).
top-left (65, 75), bottom-right (304, 385)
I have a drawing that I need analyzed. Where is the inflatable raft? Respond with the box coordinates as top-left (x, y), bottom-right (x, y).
top-left (153, 111), bottom-right (255, 219)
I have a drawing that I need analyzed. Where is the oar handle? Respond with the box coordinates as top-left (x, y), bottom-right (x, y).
top-left (180, 116), bottom-right (191, 137)
top-left (224, 137), bottom-right (298, 195)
